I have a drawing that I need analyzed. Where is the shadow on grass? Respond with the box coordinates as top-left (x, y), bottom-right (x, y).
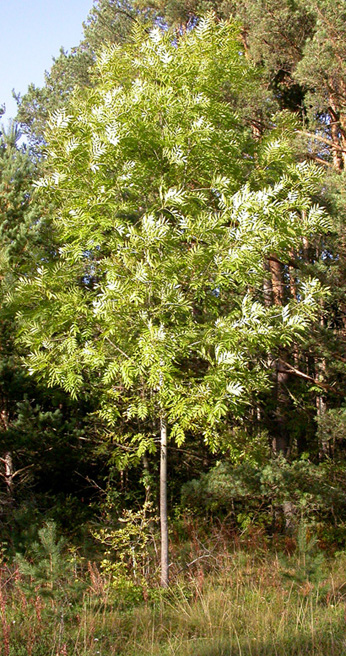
top-left (178, 618), bottom-right (346, 656)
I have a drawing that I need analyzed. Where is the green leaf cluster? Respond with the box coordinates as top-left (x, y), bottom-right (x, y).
top-left (15, 17), bottom-right (329, 458)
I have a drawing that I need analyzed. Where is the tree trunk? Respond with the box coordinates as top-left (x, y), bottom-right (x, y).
top-left (263, 260), bottom-right (272, 307)
top-left (329, 95), bottom-right (343, 172)
top-left (1, 409), bottom-right (14, 502)
top-left (289, 258), bottom-right (297, 302)
top-left (316, 354), bottom-right (328, 458)
top-left (272, 358), bottom-right (290, 456)
top-left (160, 416), bottom-right (169, 587)
top-left (268, 255), bottom-right (283, 305)
top-left (267, 256), bottom-right (290, 454)
top-left (339, 112), bottom-right (346, 170)
top-left (142, 453), bottom-right (151, 503)
top-left (4, 451), bottom-right (13, 498)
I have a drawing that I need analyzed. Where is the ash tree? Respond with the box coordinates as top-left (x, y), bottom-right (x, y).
top-left (15, 16), bottom-right (330, 585)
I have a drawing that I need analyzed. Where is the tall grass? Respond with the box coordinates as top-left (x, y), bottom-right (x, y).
top-left (1, 530), bottom-right (346, 655)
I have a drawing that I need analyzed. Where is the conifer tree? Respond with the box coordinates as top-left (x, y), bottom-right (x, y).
top-left (0, 125), bottom-right (93, 538)
top-left (0, 122), bottom-right (42, 504)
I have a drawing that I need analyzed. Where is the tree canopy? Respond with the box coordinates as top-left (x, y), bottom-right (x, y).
top-left (16, 17), bottom-right (329, 444)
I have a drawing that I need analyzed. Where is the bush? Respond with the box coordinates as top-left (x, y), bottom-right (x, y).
top-left (181, 456), bottom-right (346, 540)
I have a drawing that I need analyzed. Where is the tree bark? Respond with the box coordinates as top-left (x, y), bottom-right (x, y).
top-left (4, 452), bottom-right (13, 498)
top-left (316, 352), bottom-right (328, 458)
top-left (160, 416), bottom-right (169, 587)
top-left (272, 358), bottom-right (290, 456)
top-left (142, 453), bottom-right (151, 503)
top-left (329, 95), bottom-right (343, 172)
top-left (0, 409), bottom-right (14, 502)
top-left (267, 256), bottom-right (290, 454)
top-left (268, 255), bottom-right (283, 305)
top-left (263, 260), bottom-right (272, 307)
top-left (339, 113), bottom-right (346, 170)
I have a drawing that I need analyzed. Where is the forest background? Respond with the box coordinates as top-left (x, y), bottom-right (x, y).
top-left (2, 1), bottom-right (346, 654)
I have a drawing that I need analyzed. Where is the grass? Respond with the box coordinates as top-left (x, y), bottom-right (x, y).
top-left (2, 531), bottom-right (346, 655)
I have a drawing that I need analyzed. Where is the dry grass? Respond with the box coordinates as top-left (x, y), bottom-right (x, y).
top-left (2, 536), bottom-right (346, 655)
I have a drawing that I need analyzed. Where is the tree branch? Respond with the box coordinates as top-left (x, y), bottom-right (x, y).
top-left (297, 130), bottom-right (346, 153)
top-left (278, 361), bottom-right (334, 392)
top-left (306, 154), bottom-right (333, 168)
top-left (105, 336), bottom-right (130, 359)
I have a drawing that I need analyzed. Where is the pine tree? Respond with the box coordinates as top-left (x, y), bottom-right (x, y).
top-left (0, 122), bottom-right (43, 499)
top-left (0, 125), bottom-right (93, 541)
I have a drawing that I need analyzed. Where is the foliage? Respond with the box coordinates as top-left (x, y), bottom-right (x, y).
top-left (14, 47), bottom-right (94, 153)
top-left (295, 0), bottom-right (346, 131)
top-left (182, 456), bottom-right (346, 538)
top-left (15, 0), bottom-right (157, 152)
top-left (16, 521), bottom-right (66, 590)
top-left (279, 521), bottom-right (325, 587)
top-left (1, 541), bottom-right (346, 655)
top-left (317, 407), bottom-right (346, 458)
top-left (0, 123), bottom-right (104, 548)
top-left (0, 121), bottom-right (47, 288)
top-left (15, 521), bottom-right (84, 605)
top-left (15, 18), bottom-right (329, 466)
top-left (0, 123), bottom-right (60, 533)
top-left (92, 500), bottom-right (159, 602)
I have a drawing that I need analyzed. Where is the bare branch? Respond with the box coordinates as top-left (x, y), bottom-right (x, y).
top-left (279, 361), bottom-right (334, 392)
top-left (105, 336), bottom-right (130, 359)
top-left (297, 130), bottom-right (346, 153)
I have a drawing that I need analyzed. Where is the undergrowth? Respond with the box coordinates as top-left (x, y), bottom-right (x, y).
top-left (1, 520), bottom-right (346, 656)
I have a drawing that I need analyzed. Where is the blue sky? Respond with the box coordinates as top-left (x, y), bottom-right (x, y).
top-left (0, 0), bottom-right (94, 121)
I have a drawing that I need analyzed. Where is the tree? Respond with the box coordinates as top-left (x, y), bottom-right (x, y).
top-left (0, 122), bottom-right (43, 504)
top-left (14, 47), bottom-right (94, 153)
top-left (15, 1), bottom-right (156, 153)
top-left (0, 124), bottom-right (96, 546)
top-left (16, 17), bottom-right (329, 584)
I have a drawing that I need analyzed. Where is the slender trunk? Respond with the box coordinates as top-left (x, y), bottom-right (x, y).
top-left (315, 299), bottom-right (328, 458)
top-left (263, 261), bottom-right (272, 308)
top-left (4, 452), bottom-right (13, 498)
top-left (336, 77), bottom-right (346, 169)
top-left (288, 249), bottom-right (300, 365)
top-left (1, 410), bottom-right (13, 502)
top-left (339, 112), bottom-right (346, 169)
top-left (302, 234), bottom-right (309, 262)
top-left (330, 120), bottom-right (343, 171)
top-left (316, 357), bottom-right (328, 459)
top-left (267, 257), bottom-right (290, 454)
top-left (329, 95), bottom-right (343, 172)
top-left (142, 453), bottom-right (151, 503)
top-left (289, 263), bottom-right (297, 302)
top-left (160, 416), bottom-right (169, 587)
top-left (282, 500), bottom-right (296, 535)
top-left (272, 358), bottom-right (290, 456)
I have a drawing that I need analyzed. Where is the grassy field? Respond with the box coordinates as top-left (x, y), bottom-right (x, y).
top-left (2, 526), bottom-right (346, 656)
